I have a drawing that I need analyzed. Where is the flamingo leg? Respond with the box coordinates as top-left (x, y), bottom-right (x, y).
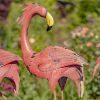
top-left (13, 90), bottom-right (17, 100)
top-left (61, 90), bottom-right (64, 100)
top-left (53, 90), bottom-right (57, 100)
top-left (93, 64), bottom-right (99, 78)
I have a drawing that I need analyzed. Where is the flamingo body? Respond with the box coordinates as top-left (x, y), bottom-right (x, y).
top-left (18, 3), bottom-right (86, 99)
top-left (23, 46), bottom-right (85, 96)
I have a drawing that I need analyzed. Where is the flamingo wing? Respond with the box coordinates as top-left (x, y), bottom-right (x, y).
top-left (0, 49), bottom-right (21, 67)
top-left (37, 46), bottom-right (86, 72)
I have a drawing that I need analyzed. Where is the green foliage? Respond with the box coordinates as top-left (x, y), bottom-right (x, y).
top-left (0, 0), bottom-right (100, 100)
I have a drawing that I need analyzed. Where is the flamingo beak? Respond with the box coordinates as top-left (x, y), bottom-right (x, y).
top-left (46, 12), bottom-right (54, 31)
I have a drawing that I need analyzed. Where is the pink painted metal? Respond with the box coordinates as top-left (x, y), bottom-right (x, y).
top-left (93, 57), bottom-right (100, 78)
top-left (0, 49), bottom-right (21, 99)
top-left (18, 3), bottom-right (86, 100)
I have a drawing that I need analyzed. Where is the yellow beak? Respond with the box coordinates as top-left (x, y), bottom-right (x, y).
top-left (46, 12), bottom-right (54, 31)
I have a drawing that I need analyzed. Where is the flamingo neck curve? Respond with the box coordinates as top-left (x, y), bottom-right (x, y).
top-left (20, 13), bottom-right (36, 61)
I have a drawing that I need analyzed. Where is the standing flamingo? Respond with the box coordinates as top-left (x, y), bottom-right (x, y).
top-left (0, 49), bottom-right (21, 99)
top-left (93, 57), bottom-right (100, 78)
top-left (17, 3), bottom-right (86, 100)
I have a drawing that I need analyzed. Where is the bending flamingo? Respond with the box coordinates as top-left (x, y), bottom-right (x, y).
top-left (17, 3), bottom-right (86, 100)
top-left (93, 57), bottom-right (100, 78)
top-left (0, 49), bottom-right (21, 99)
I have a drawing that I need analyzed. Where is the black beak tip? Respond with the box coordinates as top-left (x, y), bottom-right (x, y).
top-left (47, 26), bottom-right (52, 31)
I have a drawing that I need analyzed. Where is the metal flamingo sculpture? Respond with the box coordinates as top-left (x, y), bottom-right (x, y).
top-left (93, 57), bottom-right (100, 78)
top-left (0, 49), bottom-right (21, 100)
top-left (17, 3), bottom-right (86, 100)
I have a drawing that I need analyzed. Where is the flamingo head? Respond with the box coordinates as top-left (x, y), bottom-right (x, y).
top-left (17, 3), bottom-right (54, 31)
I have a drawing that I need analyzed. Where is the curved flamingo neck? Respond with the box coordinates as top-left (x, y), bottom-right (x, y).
top-left (20, 5), bottom-right (47, 62)
top-left (20, 14), bottom-right (35, 61)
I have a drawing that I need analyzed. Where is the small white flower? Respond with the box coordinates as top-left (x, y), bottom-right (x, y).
top-left (29, 38), bottom-right (35, 44)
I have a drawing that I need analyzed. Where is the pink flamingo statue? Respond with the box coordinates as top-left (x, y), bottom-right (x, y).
top-left (17, 3), bottom-right (86, 100)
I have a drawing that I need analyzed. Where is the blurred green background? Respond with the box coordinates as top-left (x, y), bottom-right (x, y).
top-left (0, 0), bottom-right (100, 100)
